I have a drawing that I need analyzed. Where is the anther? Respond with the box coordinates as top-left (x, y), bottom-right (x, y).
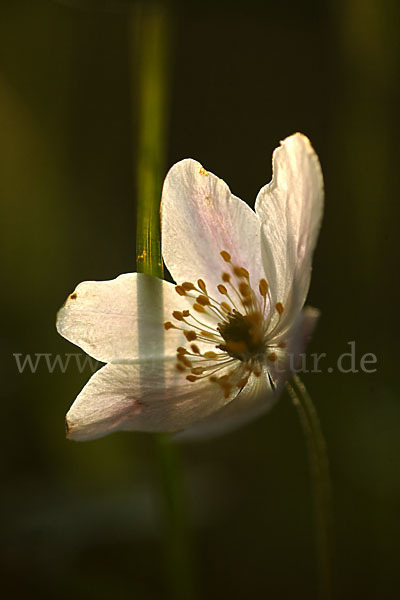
top-left (182, 310), bottom-right (190, 317)
top-left (276, 302), bottom-right (284, 315)
top-left (204, 351), bottom-right (218, 359)
top-left (190, 344), bottom-right (200, 354)
top-left (184, 330), bottom-right (197, 342)
top-left (186, 375), bottom-right (198, 382)
top-left (197, 279), bottom-right (207, 293)
top-left (182, 282), bottom-right (195, 291)
top-left (233, 265), bottom-right (248, 279)
top-left (221, 302), bottom-right (232, 313)
top-left (220, 250), bottom-right (231, 262)
top-left (238, 282), bottom-right (251, 297)
top-left (197, 295), bottom-right (210, 306)
top-left (164, 322), bottom-right (175, 330)
top-left (177, 347), bottom-right (187, 354)
top-left (191, 367), bottom-right (204, 375)
top-left (222, 272), bottom-right (231, 283)
top-left (259, 279), bottom-right (269, 297)
top-left (175, 285), bottom-right (186, 296)
top-left (176, 363), bottom-right (186, 372)
top-left (268, 352), bottom-right (278, 362)
top-left (217, 284), bottom-right (228, 295)
top-left (193, 303), bottom-right (206, 313)
top-left (172, 311), bottom-right (184, 321)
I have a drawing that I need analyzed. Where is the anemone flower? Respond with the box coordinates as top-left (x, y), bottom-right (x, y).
top-left (56, 133), bottom-right (323, 441)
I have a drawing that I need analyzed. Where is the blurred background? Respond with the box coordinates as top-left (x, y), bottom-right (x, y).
top-left (1, 1), bottom-right (399, 598)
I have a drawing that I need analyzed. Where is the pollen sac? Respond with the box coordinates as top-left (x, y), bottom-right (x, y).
top-left (220, 250), bottom-right (231, 262)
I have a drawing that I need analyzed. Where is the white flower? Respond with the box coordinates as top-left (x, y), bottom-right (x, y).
top-left (57, 133), bottom-right (323, 441)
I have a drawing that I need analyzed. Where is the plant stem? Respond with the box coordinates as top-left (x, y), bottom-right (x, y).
top-left (286, 375), bottom-right (333, 600)
top-left (132, 5), bottom-right (194, 599)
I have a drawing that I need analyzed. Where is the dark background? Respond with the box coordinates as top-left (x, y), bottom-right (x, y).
top-left (1, 1), bottom-right (399, 598)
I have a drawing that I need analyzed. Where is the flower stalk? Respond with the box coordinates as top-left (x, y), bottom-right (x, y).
top-left (133, 5), bottom-right (195, 599)
top-left (286, 375), bottom-right (333, 600)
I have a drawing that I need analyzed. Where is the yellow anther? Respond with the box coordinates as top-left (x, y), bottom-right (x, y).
top-left (190, 344), bottom-right (200, 354)
top-left (178, 355), bottom-right (192, 368)
top-left (238, 282), bottom-right (251, 297)
top-left (259, 279), bottom-right (269, 297)
top-left (191, 367), bottom-right (204, 375)
top-left (276, 302), bottom-right (284, 315)
top-left (221, 272), bottom-right (231, 282)
top-left (184, 330), bottom-right (197, 342)
top-left (197, 295), bottom-right (210, 306)
top-left (204, 351), bottom-right (218, 359)
top-left (220, 250), bottom-right (231, 262)
top-left (197, 279), bottom-right (207, 293)
top-left (164, 322), bottom-right (175, 330)
top-left (182, 282), bottom-right (195, 291)
top-left (221, 302), bottom-right (232, 313)
top-left (186, 375), bottom-right (198, 382)
top-left (199, 167), bottom-right (209, 176)
top-left (233, 265), bottom-right (248, 279)
top-left (175, 285), bottom-right (186, 296)
top-left (193, 303), bottom-right (206, 313)
top-left (217, 284), bottom-right (228, 295)
top-left (172, 311), bottom-right (184, 321)
top-left (268, 352), bottom-right (278, 362)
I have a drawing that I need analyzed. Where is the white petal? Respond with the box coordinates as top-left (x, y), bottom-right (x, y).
top-left (66, 358), bottom-right (232, 441)
top-left (161, 159), bottom-right (265, 299)
top-left (255, 133), bottom-right (323, 333)
top-left (175, 369), bottom-right (276, 440)
top-left (56, 273), bottom-right (187, 362)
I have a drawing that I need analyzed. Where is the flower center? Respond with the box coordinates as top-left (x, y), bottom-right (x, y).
top-left (217, 311), bottom-right (265, 361)
top-left (163, 250), bottom-right (285, 398)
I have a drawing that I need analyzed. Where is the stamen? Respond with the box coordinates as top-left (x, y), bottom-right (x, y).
top-left (217, 284), bottom-right (228, 295)
top-left (196, 295), bottom-right (210, 306)
top-left (233, 265), bottom-right (249, 279)
top-left (193, 303), bottom-right (206, 313)
top-left (172, 311), bottom-right (184, 321)
top-left (276, 302), bottom-right (284, 315)
top-left (221, 302), bottom-right (232, 313)
top-left (259, 279), bottom-right (269, 297)
top-left (197, 279), bottom-right (207, 293)
top-left (184, 330), bottom-right (197, 342)
top-left (175, 285), bottom-right (186, 296)
top-left (238, 282), bottom-right (251, 297)
top-left (220, 250), bottom-right (231, 262)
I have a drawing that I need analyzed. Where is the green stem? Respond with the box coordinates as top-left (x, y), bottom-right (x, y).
top-left (132, 5), bottom-right (194, 599)
top-left (286, 375), bottom-right (333, 600)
